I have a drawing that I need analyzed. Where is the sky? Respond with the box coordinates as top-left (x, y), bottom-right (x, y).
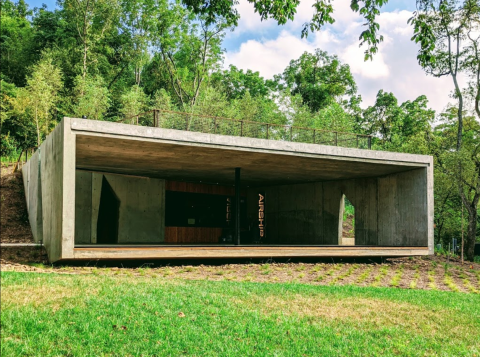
top-left (26, 0), bottom-right (457, 114)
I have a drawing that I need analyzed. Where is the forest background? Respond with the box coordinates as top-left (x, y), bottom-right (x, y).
top-left (0, 0), bottom-right (479, 260)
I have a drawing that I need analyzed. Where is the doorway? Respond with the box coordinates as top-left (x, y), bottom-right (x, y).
top-left (96, 176), bottom-right (120, 244)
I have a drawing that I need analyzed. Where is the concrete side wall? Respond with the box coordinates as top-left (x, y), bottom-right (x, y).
top-left (74, 171), bottom-right (165, 244)
top-left (30, 118), bottom-right (76, 261)
top-left (75, 171), bottom-right (92, 244)
top-left (378, 168), bottom-right (429, 247)
top-left (247, 168), bottom-right (429, 247)
top-left (22, 150), bottom-right (43, 243)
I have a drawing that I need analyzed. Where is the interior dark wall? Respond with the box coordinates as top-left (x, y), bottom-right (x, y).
top-left (96, 176), bottom-right (120, 244)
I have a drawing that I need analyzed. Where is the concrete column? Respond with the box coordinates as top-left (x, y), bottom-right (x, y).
top-left (235, 167), bottom-right (241, 245)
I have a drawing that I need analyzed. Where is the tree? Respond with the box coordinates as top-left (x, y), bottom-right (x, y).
top-left (281, 50), bottom-right (357, 113)
top-left (211, 65), bottom-right (273, 100)
top-left (182, 0), bottom-right (388, 60)
top-left (359, 90), bottom-right (434, 152)
top-left (61, 0), bottom-right (119, 80)
top-left (10, 55), bottom-right (63, 147)
top-left (73, 75), bottom-right (110, 120)
top-left (0, 0), bottom-right (34, 86)
top-left (152, 3), bottom-right (229, 108)
top-left (410, 0), bottom-right (480, 260)
top-left (120, 85), bottom-right (148, 121)
top-left (409, 0), bottom-right (480, 150)
top-left (431, 109), bottom-right (480, 260)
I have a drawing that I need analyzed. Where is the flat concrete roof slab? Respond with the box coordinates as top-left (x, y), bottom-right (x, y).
top-left (71, 118), bottom-right (432, 185)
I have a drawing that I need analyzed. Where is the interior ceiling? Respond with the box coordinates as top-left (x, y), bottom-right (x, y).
top-left (75, 134), bottom-right (424, 186)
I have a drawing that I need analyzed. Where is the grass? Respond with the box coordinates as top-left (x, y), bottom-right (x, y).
top-left (428, 270), bottom-right (437, 290)
top-left (1, 271), bottom-right (480, 357)
top-left (390, 264), bottom-right (404, 287)
top-left (409, 265), bottom-right (421, 289)
top-left (356, 267), bottom-right (373, 284)
top-left (371, 266), bottom-right (389, 287)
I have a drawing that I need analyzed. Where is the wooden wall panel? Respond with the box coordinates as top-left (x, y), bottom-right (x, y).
top-left (165, 181), bottom-right (246, 196)
top-left (164, 227), bottom-right (223, 244)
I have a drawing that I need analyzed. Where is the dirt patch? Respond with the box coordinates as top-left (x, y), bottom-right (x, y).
top-left (1, 253), bottom-right (479, 294)
top-left (1, 164), bottom-right (34, 244)
top-left (0, 282), bottom-right (96, 309)
top-left (230, 293), bottom-right (474, 336)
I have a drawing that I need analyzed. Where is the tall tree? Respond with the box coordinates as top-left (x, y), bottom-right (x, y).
top-left (61, 0), bottom-right (119, 80)
top-left (182, 0), bottom-right (388, 60)
top-left (281, 50), bottom-right (357, 113)
top-left (0, 0), bottom-right (34, 86)
top-left (73, 75), bottom-right (110, 120)
top-left (10, 55), bottom-right (63, 146)
top-left (152, 3), bottom-right (229, 108)
top-left (410, 0), bottom-right (480, 260)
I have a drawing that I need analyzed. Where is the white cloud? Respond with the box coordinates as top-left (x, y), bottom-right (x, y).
top-left (224, 0), bottom-right (461, 114)
top-left (225, 31), bottom-right (315, 78)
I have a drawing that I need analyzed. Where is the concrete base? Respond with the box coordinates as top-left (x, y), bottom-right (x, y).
top-left (72, 246), bottom-right (429, 260)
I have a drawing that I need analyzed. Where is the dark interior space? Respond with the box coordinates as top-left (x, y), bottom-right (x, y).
top-left (96, 176), bottom-right (120, 244)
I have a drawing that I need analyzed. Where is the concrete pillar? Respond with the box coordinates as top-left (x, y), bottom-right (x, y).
top-left (235, 167), bottom-right (241, 245)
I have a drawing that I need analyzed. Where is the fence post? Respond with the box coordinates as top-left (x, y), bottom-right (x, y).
top-left (368, 136), bottom-right (372, 149)
top-left (356, 135), bottom-right (359, 148)
top-left (214, 118), bottom-right (217, 134)
top-left (335, 132), bottom-right (338, 146)
top-left (290, 126), bottom-right (293, 141)
top-left (185, 116), bottom-right (189, 131)
top-left (240, 121), bottom-right (243, 137)
top-left (313, 129), bottom-right (316, 144)
top-left (266, 124), bottom-right (269, 139)
top-left (136, 115), bottom-right (139, 125)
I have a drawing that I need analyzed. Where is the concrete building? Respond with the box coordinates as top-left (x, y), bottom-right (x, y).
top-left (22, 117), bottom-right (433, 263)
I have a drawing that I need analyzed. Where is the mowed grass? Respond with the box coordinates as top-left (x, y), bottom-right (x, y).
top-left (1, 272), bottom-right (479, 357)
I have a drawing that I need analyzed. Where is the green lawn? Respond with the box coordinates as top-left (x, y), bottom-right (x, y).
top-left (1, 272), bottom-right (479, 357)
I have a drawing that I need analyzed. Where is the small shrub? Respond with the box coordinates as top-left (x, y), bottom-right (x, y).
top-left (371, 266), bottom-right (389, 287)
top-left (427, 270), bottom-right (437, 290)
top-left (356, 267), bottom-right (373, 284)
top-left (444, 275), bottom-right (459, 292)
top-left (390, 265), bottom-right (404, 287)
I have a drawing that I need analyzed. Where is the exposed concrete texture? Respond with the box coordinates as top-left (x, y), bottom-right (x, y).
top-left (75, 170), bottom-right (92, 244)
top-left (247, 183), bottom-right (324, 244)
top-left (20, 117), bottom-right (433, 262)
top-left (21, 150), bottom-right (43, 243)
top-left (23, 118), bottom-right (76, 261)
top-left (72, 118), bottom-right (431, 186)
top-left (377, 168), bottom-right (428, 247)
top-left (72, 246), bottom-right (430, 260)
top-left (74, 171), bottom-right (165, 244)
top-left (247, 168), bottom-right (429, 247)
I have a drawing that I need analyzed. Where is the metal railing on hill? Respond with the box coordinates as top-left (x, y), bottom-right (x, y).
top-left (122, 109), bottom-right (372, 149)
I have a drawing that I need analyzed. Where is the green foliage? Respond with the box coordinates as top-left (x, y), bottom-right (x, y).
top-left (120, 85), bottom-right (149, 120)
top-left (281, 49), bottom-right (357, 113)
top-left (73, 75), bottom-right (110, 120)
top-left (359, 90), bottom-right (434, 153)
top-left (9, 53), bottom-right (63, 147)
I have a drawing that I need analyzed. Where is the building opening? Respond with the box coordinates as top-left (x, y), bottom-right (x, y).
top-left (96, 176), bottom-right (120, 244)
top-left (339, 194), bottom-right (355, 245)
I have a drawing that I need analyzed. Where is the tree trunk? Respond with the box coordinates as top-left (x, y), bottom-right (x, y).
top-left (465, 207), bottom-right (477, 261)
top-left (35, 107), bottom-right (40, 147)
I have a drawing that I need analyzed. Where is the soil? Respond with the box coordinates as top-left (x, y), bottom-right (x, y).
top-left (1, 164), bottom-right (34, 243)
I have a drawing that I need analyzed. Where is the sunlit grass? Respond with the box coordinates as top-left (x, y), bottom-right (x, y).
top-left (1, 271), bottom-right (479, 357)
